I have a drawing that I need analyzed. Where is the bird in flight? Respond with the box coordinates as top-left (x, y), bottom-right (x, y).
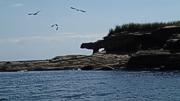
top-left (28, 11), bottom-right (40, 15)
top-left (79, 10), bottom-right (86, 13)
top-left (70, 7), bottom-right (86, 13)
top-left (51, 24), bottom-right (59, 31)
top-left (70, 7), bottom-right (76, 10)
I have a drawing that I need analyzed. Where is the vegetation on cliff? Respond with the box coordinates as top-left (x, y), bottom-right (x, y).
top-left (107, 21), bottom-right (180, 37)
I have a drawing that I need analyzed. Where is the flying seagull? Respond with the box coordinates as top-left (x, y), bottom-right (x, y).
top-left (70, 7), bottom-right (86, 13)
top-left (51, 24), bottom-right (59, 31)
top-left (28, 11), bottom-right (40, 15)
top-left (70, 7), bottom-right (76, 10)
top-left (79, 10), bottom-right (86, 13)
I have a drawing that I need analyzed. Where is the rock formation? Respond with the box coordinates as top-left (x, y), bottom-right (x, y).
top-left (126, 50), bottom-right (180, 71)
top-left (0, 53), bottom-right (129, 71)
top-left (1, 21), bottom-right (180, 71)
top-left (80, 21), bottom-right (180, 71)
top-left (81, 25), bottom-right (180, 54)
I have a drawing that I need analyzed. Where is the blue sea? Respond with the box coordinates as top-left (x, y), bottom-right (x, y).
top-left (0, 70), bottom-right (180, 101)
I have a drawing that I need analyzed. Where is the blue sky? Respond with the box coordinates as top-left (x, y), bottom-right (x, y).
top-left (0, 0), bottom-right (180, 61)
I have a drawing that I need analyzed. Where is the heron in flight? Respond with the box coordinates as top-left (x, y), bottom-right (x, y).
top-left (51, 24), bottom-right (59, 31)
top-left (28, 11), bottom-right (40, 15)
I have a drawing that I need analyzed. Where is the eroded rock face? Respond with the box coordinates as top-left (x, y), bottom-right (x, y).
top-left (78, 26), bottom-right (180, 71)
top-left (81, 26), bottom-right (180, 54)
top-left (81, 40), bottom-right (104, 53)
top-left (126, 50), bottom-right (180, 70)
top-left (164, 38), bottom-right (180, 53)
top-left (103, 34), bottom-right (142, 54)
top-left (81, 42), bottom-right (95, 49)
top-left (143, 26), bottom-right (180, 49)
top-left (81, 34), bottom-right (142, 54)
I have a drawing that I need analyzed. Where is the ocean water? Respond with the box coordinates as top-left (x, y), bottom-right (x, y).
top-left (0, 70), bottom-right (180, 101)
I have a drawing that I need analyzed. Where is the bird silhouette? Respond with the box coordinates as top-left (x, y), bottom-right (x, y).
top-left (56, 27), bottom-right (59, 31)
top-left (28, 11), bottom-right (40, 15)
top-left (70, 7), bottom-right (76, 10)
top-left (70, 7), bottom-right (86, 13)
top-left (79, 10), bottom-right (86, 13)
top-left (51, 24), bottom-right (59, 31)
top-left (76, 9), bottom-right (80, 11)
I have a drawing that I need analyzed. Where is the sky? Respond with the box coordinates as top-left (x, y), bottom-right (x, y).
top-left (0, 0), bottom-right (180, 61)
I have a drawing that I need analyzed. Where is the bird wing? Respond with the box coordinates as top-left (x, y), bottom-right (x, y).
top-left (56, 27), bottom-right (59, 30)
top-left (51, 25), bottom-right (55, 27)
top-left (76, 9), bottom-right (80, 11)
top-left (80, 10), bottom-right (86, 12)
top-left (70, 7), bottom-right (76, 9)
top-left (34, 11), bottom-right (40, 15)
top-left (28, 13), bottom-right (33, 15)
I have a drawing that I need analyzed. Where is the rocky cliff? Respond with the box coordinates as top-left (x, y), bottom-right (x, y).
top-left (126, 50), bottom-right (180, 71)
top-left (81, 25), bottom-right (180, 54)
top-left (81, 21), bottom-right (180, 70)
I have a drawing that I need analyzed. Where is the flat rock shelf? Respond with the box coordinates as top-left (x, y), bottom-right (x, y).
top-left (0, 53), bottom-right (129, 72)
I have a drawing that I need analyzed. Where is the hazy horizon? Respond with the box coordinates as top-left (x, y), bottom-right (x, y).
top-left (0, 0), bottom-right (180, 61)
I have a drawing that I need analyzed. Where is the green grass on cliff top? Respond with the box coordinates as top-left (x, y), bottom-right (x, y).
top-left (107, 21), bottom-right (180, 36)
